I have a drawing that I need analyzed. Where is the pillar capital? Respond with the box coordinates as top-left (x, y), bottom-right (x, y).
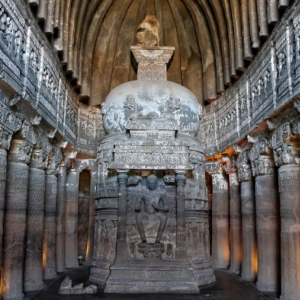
top-left (0, 125), bottom-right (12, 150)
top-left (236, 150), bottom-right (252, 182)
top-left (8, 139), bottom-right (34, 164)
top-left (205, 160), bottom-right (222, 175)
top-left (175, 171), bottom-right (186, 184)
top-left (248, 138), bottom-right (275, 176)
top-left (270, 121), bottom-right (300, 167)
top-left (222, 154), bottom-right (237, 174)
top-left (117, 169), bottom-right (128, 183)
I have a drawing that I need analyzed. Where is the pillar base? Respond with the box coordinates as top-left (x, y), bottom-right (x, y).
top-left (256, 282), bottom-right (277, 293)
top-left (3, 293), bottom-right (24, 300)
top-left (44, 271), bottom-right (57, 280)
top-left (24, 281), bottom-right (44, 293)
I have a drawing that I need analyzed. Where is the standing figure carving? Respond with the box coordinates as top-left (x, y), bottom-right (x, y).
top-left (135, 174), bottom-right (169, 245)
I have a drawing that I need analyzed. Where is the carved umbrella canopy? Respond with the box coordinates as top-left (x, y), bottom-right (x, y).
top-left (89, 16), bottom-right (215, 293)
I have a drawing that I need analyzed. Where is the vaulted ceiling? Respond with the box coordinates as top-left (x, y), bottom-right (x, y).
top-left (28, 0), bottom-right (292, 106)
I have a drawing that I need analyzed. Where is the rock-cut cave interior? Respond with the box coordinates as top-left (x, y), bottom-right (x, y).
top-left (0, 0), bottom-right (299, 299)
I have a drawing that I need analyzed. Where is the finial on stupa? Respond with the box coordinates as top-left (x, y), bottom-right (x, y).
top-left (131, 15), bottom-right (175, 81)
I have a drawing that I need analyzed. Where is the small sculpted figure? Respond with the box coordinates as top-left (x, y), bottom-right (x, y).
top-left (135, 174), bottom-right (169, 245)
top-left (136, 15), bottom-right (160, 47)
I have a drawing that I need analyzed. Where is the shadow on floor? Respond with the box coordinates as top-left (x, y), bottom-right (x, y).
top-left (27, 267), bottom-right (278, 300)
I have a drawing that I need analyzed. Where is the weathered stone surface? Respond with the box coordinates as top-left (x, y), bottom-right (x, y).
top-left (228, 172), bottom-right (242, 275)
top-left (78, 190), bottom-right (89, 259)
top-left (255, 174), bottom-right (279, 292)
top-left (211, 173), bottom-right (229, 269)
top-left (1, 159), bottom-right (29, 300)
top-left (278, 164), bottom-right (300, 300)
top-left (56, 165), bottom-right (66, 273)
top-left (58, 276), bottom-right (97, 295)
top-left (43, 174), bottom-right (57, 280)
top-left (65, 169), bottom-right (79, 268)
top-left (24, 167), bottom-right (45, 292)
top-left (240, 179), bottom-right (257, 282)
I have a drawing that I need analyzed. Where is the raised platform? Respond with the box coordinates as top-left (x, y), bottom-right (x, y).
top-left (104, 261), bottom-right (199, 293)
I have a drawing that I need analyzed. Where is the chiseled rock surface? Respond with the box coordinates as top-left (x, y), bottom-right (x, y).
top-left (58, 276), bottom-right (97, 295)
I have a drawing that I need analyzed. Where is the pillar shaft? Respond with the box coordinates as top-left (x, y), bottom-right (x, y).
top-left (43, 174), bottom-right (57, 279)
top-left (228, 172), bottom-right (242, 274)
top-left (85, 171), bottom-right (96, 265)
top-left (65, 169), bottom-right (79, 268)
top-left (175, 172), bottom-right (187, 261)
top-left (241, 179), bottom-right (257, 281)
top-left (0, 148), bottom-right (7, 283)
top-left (255, 174), bottom-right (279, 292)
top-left (56, 166), bottom-right (66, 272)
top-left (211, 173), bottom-right (229, 269)
top-left (116, 170), bottom-right (128, 262)
top-left (1, 161), bottom-right (29, 300)
top-left (24, 168), bottom-right (45, 291)
top-left (278, 164), bottom-right (300, 300)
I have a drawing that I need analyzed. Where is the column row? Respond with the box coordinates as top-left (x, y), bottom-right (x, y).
top-left (206, 133), bottom-right (300, 300)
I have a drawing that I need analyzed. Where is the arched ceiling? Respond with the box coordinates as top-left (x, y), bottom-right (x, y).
top-left (28, 0), bottom-right (292, 106)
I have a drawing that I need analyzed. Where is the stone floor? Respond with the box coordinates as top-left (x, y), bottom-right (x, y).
top-left (27, 267), bottom-right (279, 300)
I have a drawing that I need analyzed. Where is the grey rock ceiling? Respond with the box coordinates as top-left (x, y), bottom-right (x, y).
top-left (28, 0), bottom-right (292, 106)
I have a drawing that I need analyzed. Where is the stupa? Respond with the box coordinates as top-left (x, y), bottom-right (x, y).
top-left (89, 15), bottom-right (215, 293)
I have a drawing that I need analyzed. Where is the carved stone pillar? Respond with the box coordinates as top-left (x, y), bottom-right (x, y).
top-left (0, 128), bottom-right (11, 287)
top-left (223, 155), bottom-right (242, 274)
top-left (24, 146), bottom-right (48, 292)
top-left (206, 161), bottom-right (230, 269)
top-left (42, 145), bottom-right (62, 279)
top-left (56, 163), bottom-right (67, 272)
top-left (115, 170), bottom-right (128, 262)
top-left (85, 171), bottom-right (96, 265)
top-left (89, 161), bottom-right (119, 287)
top-left (65, 167), bottom-right (80, 268)
top-left (237, 150), bottom-right (257, 282)
top-left (175, 171), bottom-right (187, 261)
top-left (271, 121), bottom-right (300, 300)
top-left (249, 140), bottom-right (279, 292)
top-left (1, 138), bottom-right (33, 300)
top-left (43, 174), bottom-right (58, 279)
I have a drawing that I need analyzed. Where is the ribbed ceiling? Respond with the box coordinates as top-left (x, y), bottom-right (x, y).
top-left (28, 0), bottom-right (292, 106)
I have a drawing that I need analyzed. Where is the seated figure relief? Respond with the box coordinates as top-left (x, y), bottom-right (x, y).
top-left (135, 174), bottom-right (169, 246)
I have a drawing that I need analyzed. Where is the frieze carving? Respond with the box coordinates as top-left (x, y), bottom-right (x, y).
top-left (126, 117), bottom-right (178, 131)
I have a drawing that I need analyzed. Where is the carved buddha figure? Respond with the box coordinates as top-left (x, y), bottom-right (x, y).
top-left (135, 174), bottom-right (169, 245)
